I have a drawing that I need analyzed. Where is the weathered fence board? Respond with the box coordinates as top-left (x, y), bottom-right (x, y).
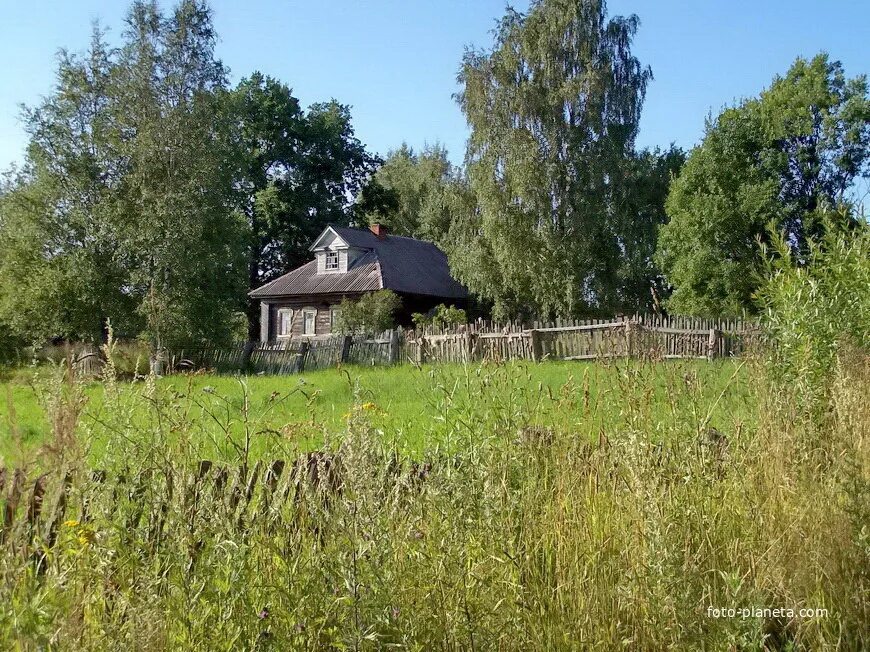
top-left (164, 314), bottom-right (757, 376)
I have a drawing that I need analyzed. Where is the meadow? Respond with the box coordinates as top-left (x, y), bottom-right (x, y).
top-left (1, 348), bottom-right (866, 650)
top-left (1, 358), bottom-right (753, 465)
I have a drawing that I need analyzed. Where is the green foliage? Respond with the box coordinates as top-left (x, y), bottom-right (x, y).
top-left (112, 0), bottom-right (248, 347)
top-left (412, 304), bottom-right (467, 329)
top-left (456, 0), bottom-right (653, 319)
top-left (356, 143), bottom-right (458, 242)
top-left (0, 32), bottom-right (142, 343)
top-left (758, 210), bottom-right (870, 419)
top-left (227, 74), bottom-right (377, 337)
top-left (658, 54), bottom-right (870, 316)
top-left (611, 147), bottom-right (686, 311)
top-left (0, 1), bottom-right (380, 347)
top-left (334, 290), bottom-right (402, 334)
top-left (0, 1), bottom-right (248, 347)
top-left (0, 320), bottom-right (26, 364)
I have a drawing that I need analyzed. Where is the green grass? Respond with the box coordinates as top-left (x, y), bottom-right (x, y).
top-left (0, 353), bottom-right (866, 650)
top-left (1, 358), bottom-right (753, 465)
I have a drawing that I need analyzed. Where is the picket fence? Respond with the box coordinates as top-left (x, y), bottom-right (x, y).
top-left (165, 314), bottom-right (757, 375)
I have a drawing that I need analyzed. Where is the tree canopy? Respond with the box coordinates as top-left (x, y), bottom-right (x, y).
top-left (0, 0), bottom-right (377, 346)
top-left (1, 0), bottom-right (868, 355)
top-left (657, 54), bottom-right (870, 316)
top-left (0, 1), bottom-right (247, 346)
top-left (356, 143), bottom-right (458, 243)
top-left (227, 73), bottom-right (377, 337)
top-left (454, 0), bottom-right (653, 320)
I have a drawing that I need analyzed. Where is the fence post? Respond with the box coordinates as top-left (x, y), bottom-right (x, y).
top-left (241, 340), bottom-right (255, 372)
top-left (624, 319), bottom-right (634, 358)
top-left (388, 328), bottom-right (400, 365)
top-left (340, 335), bottom-right (353, 363)
top-left (530, 329), bottom-right (542, 362)
top-left (296, 341), bottom-right (310, 373)
top-left (707, 328), bottom-right (718, 360)
top-left (416, 336), bottom-right (427, 366)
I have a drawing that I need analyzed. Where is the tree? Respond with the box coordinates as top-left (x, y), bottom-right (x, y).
top-left (114, 0), bottom-right (248, 347)
top-left (456, 0), bottom-right (651, 320)
top-left (356, 143), bottom-right (457, 241)
top-left (227, 74), bottom-right (377, 339)
top-left (657, 54), bottom-right (870, 316)
top-left (0, 28), bottom-right (141, 344)
top-left (0, 1), bottom-right (250, 347)
top-left (611, 146), bottom-right (685, 312)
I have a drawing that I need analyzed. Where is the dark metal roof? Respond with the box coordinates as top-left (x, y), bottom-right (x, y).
top-left (250, 227), bottom-right (468, 300)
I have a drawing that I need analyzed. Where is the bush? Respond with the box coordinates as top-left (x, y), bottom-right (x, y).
top-left (0, 321), bottom-right (26, 365)
top-left (108, 341), bottom-right (152, 377)
top-left (335, 290), bottom-right (402, 334)
top-left (412, 304), bottom-right (467, 329)
top-left (757, 211), bottom-right (870, 422)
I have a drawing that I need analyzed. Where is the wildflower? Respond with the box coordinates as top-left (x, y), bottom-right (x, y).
top-left (77, 527), bottom-right (96, 546)
top-left (258, 608), bottom-right (270, 620)
top-left (64, 520), bottom-right (80, 528)
top-left (361, 402), bottom-right (377, 411)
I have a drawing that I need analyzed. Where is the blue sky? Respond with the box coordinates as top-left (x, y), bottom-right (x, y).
top-left (1, 0), bottom-right (868, 171)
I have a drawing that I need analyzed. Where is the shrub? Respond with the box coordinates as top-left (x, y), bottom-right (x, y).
top-left (109, 341), bottom-right (152, 377)
top-left (335, 290), bottom-right (401, 334)
top-left (0, 321), bottom-right (25, 365)
top-left (412, 304), bottom-right (467, 329)
top-left (757, 211), bottom-right (870, 422)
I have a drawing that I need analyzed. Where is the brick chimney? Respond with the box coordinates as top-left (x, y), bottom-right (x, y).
top-left (369, 222), bottom-right (388, 240)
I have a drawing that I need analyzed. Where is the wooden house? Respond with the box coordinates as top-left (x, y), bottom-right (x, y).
top-left (250, 223), bottom-right (467, 341)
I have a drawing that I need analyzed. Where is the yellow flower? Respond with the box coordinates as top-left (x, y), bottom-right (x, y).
top-left (64, 520), bottom-right (80, 528)
top-left (77, 528), bottom-right (96, 546)
top-left (361, 402), bottom-right (377, 411)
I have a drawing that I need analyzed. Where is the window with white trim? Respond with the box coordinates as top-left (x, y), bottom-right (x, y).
top-left (303, 309), bottom-right (317, 335)
top-left (277, 308), bottom-right (293, 337)
top-left (325, 250), bottom-right (339, 271)
top-left (330, 306), bottom-right (340, 331)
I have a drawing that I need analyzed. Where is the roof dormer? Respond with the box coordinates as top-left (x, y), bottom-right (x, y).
top-left (311, 226), bottom-right (368, 274)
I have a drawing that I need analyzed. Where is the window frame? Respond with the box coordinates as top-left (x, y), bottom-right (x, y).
top-left (324, 250), bottom-right (339, 271)
top-left (277, 308), bottom-right (294, 338)
top-left (302, 309), bottom-right (317, 336)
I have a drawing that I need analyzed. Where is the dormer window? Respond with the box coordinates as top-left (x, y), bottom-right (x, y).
top-left (325, 251), bottom-right (339, 271)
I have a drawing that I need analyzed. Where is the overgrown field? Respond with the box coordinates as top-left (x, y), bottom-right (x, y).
top-left (1, 359), bottom-right (752, 465)
top-left (0, 353), bottom-right (867, 650)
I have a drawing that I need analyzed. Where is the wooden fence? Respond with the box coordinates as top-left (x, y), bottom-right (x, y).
top-left (0, 456), bottom-right (350, 573)
top-left (165, 314), bottom-right (757, 375)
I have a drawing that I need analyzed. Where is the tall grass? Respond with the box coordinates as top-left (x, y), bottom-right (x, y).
top-left (0, 345), bottom-right (866, 650)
